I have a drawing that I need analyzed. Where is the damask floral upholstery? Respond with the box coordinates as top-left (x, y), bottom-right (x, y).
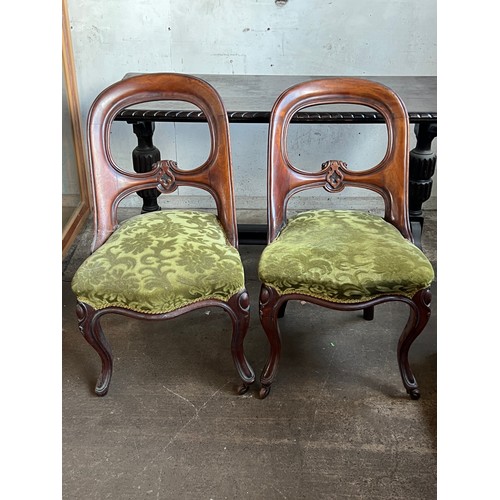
top-left (72, 210), bottom-right (245, 314)
top-left (258, 209), bottom-right (434, 303)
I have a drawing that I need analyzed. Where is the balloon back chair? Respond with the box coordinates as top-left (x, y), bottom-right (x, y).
top-left (258, 78), bottom-right (435, 399)
top-left (71, 73), bottom-right (255, 396)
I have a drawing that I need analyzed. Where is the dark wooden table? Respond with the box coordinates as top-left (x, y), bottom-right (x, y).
top-left (116, 74), bottom-right (437, 246)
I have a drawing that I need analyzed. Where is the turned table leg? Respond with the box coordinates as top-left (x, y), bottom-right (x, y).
top-left (130, 120), bottom-right (162, 213)
top-left (409, 122), bottom-right (437, 248)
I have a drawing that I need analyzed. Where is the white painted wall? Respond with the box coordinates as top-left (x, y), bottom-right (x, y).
top-left (67, 0), bottom-right (437, 215)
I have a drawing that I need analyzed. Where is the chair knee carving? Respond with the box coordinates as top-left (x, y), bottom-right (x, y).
top-left (257, 78), bottom-right (435, 399)
top-left (71, 73), bottom-right (255, 396)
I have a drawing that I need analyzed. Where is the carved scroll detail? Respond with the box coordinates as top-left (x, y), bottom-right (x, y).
top-left (75, 301), bottom-right (88, 336)
top-left (259, 285), bottom-right (273, 319)
top-left (322, 160), bottom-right (348, 192)
top-left (154, 159), bottom-right (178, 193)
top-left (238, 290), bottom-right (250, 313)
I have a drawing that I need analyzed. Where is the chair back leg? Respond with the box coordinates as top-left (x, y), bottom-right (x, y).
top-left (363, 306), bottom-right (375, 321)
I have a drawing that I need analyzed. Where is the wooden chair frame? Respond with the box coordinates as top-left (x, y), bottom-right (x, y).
top-left (259, 78), bottom-right (432, 399)
top-left (76, 73), bottom-right (254, 396)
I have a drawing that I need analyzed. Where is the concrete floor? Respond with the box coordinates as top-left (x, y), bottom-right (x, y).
top-left (62, 209), bottom-right (437, 500)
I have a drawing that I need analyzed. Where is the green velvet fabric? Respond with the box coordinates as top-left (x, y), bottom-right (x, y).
top-left (71, 211), bottom-right (245, 314)
top-left (259, 210), bottom-right (434, 303)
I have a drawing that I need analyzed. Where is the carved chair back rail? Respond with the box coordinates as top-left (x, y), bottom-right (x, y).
top-left (267, 78), bottom-right (412, 242)
top-left (88, 73), bottom-right (238, 251)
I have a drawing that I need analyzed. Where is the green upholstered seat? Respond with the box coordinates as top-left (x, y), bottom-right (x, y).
top-left (258, 209), bottom-right (434, 303)
top-left (72, 210), bottom-right (245, 314)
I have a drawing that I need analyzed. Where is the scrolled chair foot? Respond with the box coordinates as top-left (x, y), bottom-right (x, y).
top-left (408, 388), bottom-right (421, 400)
top-left (95, 371), bottom-right (112, 397)
top-left (236, 383), bottom-right (251, 395)
top-left (259, 384), bottom-right (271, 399)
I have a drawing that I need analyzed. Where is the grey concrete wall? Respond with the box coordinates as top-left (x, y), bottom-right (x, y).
top-left (67, 0), bottom-right (437, 213)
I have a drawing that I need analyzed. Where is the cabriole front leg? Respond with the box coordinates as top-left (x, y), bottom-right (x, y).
top-left (259, 285), bottom-right (283, 399)
top-left (76, 302), bottom-right (113, 396)
top-left (227, 290), bottom-right (255, 394)
top-left (397, 289), bottom-right (432, 400)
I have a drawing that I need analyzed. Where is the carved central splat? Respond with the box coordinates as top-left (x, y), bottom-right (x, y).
top-left (322, 159), bottom-right (348, 192)
top-left (154, 159), bottom-right (178, 193)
